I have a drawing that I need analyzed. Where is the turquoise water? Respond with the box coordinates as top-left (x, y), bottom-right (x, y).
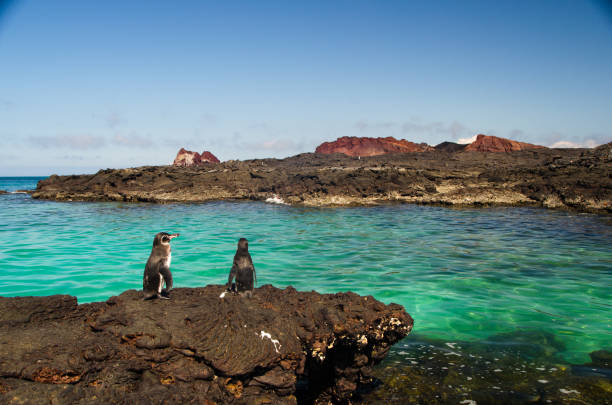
top-left (0, 177), bottom-right (43, 192)
top-left (0, 177), bottom-right (610, 365)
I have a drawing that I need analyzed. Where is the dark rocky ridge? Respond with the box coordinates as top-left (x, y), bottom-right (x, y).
top-left (434, 141), bottom-right (467, 153)
top-left (32, 143), bottom-right (612, 213)
top-left (0, 285), bottom-right (412, 404)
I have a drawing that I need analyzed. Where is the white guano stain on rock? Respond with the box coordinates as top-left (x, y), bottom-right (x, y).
top-left (259, 330), bottom-right (282, 353)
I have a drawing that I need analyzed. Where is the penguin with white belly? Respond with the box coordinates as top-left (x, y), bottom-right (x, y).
top-left (143, 232), bottom-right (179, 300)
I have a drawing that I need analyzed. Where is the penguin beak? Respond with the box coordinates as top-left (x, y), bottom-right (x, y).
top-left (169, 233), bottom-right (179, 240)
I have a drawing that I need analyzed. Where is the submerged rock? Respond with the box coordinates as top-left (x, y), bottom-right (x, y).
top-left (484, 329), bottom-right (566, 359)
top-left (590, 350), bottom-right (612, 369)
top-left (0, 285), bottom-right (412, 404)
top-left (315, 136), bottom-right (434, 157)
top-left (363, 335), bottom-right (612, 404)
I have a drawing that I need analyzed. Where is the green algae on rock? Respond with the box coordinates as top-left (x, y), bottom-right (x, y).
top-left (362, 335), bottom-right (612, 404)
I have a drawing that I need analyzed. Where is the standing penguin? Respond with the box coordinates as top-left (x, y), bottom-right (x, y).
top-left (226, 238), bottom-right (256, 297)
top-left (143, 232), bottom-right (179, 300)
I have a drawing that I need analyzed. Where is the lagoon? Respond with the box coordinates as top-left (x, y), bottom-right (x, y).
top-left (1, 177), bottom-right (610, 368)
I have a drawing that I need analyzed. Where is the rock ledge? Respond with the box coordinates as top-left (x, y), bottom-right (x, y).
top-left (0, 285), bottom-right (412, 404)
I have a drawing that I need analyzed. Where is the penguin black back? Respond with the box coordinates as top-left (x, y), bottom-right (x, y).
top-left (227, 238), bottom-right (256, 297)
top-left (143, 232), bottom-right (179, 299)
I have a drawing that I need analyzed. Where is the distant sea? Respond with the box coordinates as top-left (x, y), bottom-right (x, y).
top-left (0, 176), bottom-right (43, 192)
top-left (1, 176), bottom-right (611, 369)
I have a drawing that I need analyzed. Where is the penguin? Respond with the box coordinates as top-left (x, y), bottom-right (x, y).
top-left (226, 238), bottom-right (256, 297)
top-left (143, 232), bottom-right (179, 300)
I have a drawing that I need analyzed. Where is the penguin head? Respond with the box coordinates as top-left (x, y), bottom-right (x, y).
top-left (153, 232), bottom-right (179, 247)
top-left (237, 238), bottom-right (248, 251)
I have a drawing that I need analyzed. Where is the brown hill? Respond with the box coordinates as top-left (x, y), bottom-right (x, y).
top-left (315, 136), bottom-right (434, 157)
top-left (464, 134), bottom-right (546, 152)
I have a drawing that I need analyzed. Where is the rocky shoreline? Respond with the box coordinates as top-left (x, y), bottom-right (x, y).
top-left (363, 334), bottom-right (612, 404)
top-left (31, 143), bottom-right (611, 214)
top-left (0, 285), bottom-right (411, 404)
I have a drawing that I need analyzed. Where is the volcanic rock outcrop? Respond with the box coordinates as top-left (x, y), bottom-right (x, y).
top-left (315, 136), bottom-right (434, 157)
top-left (32, 143), bottom-right (612, 213)
top-left (173, 148), bottom-right (220, 166)
top-left (0, 285), bottom-right (412, 404)
top-left (464, 134), bottom-right (546, 153)
top-left (434, 141), bottom-right (467, 153)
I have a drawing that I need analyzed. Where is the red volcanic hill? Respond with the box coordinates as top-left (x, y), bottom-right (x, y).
top-left (315, 136), bottom-right (434, 157)
top-left (173, 148), bottom-right (220, 166)
top-left (464, 134), bottom-right (546, 152)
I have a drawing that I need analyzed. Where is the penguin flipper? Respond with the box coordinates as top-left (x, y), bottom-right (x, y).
top-left (143, 269), bottom-right (162, 299)
top-left (227, 262), bottom-right (238, 289)
top-left (159, 262), bottom-right (173, 290)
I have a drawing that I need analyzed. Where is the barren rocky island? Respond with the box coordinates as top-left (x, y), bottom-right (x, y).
top-left (32, 136), bottom-right (612, 214)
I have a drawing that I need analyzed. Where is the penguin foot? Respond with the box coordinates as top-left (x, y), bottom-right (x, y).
top-left (143, 292), bottom-right (157, 300)
top-left (158, 294), bottom-right (170, 300)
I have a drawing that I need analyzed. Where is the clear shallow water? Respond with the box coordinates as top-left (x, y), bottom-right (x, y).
top-left (0, 177), bottom-right (610, 364)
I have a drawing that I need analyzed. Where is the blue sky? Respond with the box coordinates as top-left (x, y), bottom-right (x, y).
top-left (0, 0), bottom-right (611, 175)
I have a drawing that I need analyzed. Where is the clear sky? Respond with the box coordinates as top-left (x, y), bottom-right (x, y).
top-left (1, 0), bottom-right (611, 175)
